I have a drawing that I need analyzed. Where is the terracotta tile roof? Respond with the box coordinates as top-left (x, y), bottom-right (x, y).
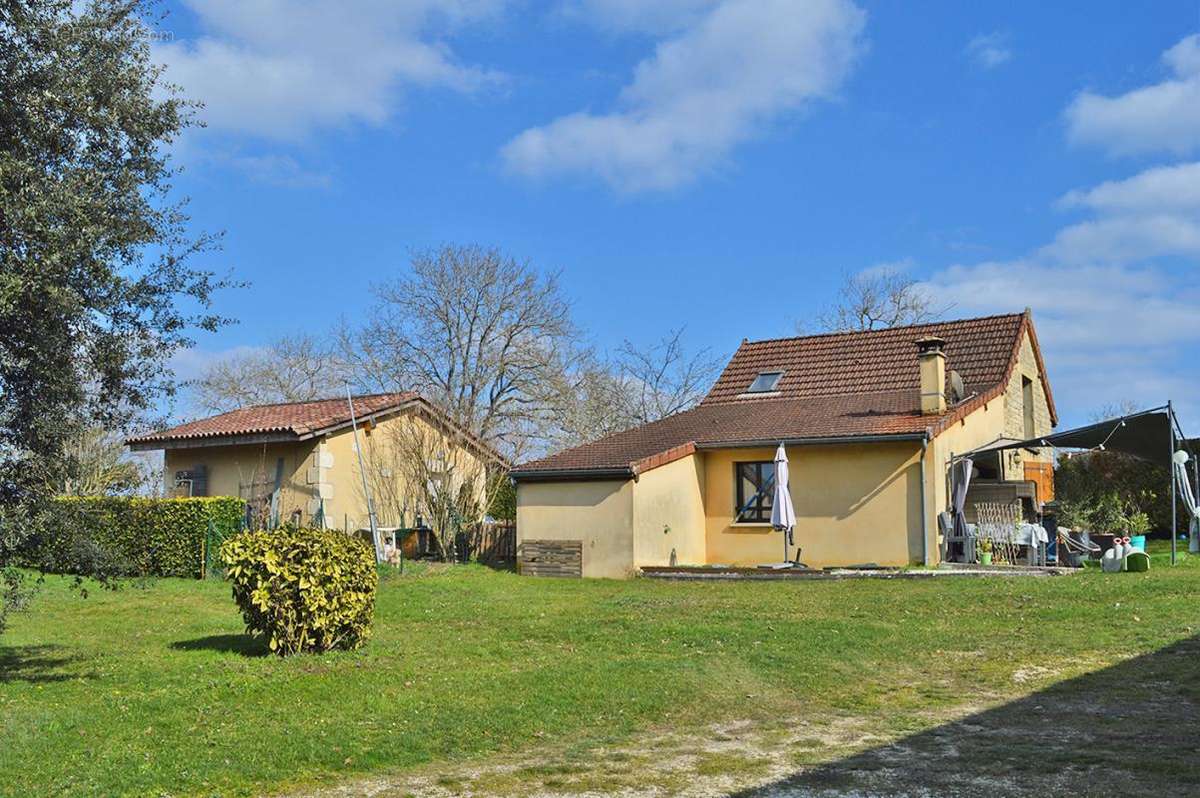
top-left (514, 312), bottom-right (1054, 479)
top-left (128, 392), bottom-right (418, 446)
top-left (703, 314), bottom-right (1025, 405)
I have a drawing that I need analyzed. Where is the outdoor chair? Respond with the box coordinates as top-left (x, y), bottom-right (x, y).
top-left (940, 510), bottom-right (975, 564)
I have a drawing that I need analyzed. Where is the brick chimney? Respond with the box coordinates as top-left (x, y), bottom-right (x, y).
top-left (916, 336), bottom-right (946, 415)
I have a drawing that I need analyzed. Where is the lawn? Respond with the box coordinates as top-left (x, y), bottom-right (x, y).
top-left (2, 549), bottom-right (1199, 797)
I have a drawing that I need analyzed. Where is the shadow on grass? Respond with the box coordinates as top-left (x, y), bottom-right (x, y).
top-left (730, 635), bottom-right (1200, 797)
top-left (0, 644), bottom-right (93, 684)
top-left (169, 633), bottom-right (269, 658)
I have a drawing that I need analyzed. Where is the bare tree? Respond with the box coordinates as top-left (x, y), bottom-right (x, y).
top-left (359, 409), bottom-right (506, 561)
top-left (815, 267), bottom-right (944, 332)
top-left (342, 245), bottom-right (576, 461)
top-left (548, 330), bottom-right (720, 449)
top-left (1090, 399), bottom-right (1144, 423)
top-left (192, 333), bottom-right (351, 413)
top-left (616, 328), bottom-right (720, 424)
top-left (545, 351), bottom-right (639, 450)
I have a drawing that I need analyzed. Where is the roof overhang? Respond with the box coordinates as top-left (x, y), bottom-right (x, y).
top-left (127, 430), bottom-right (298, 452)
top-left (511, 432), bottom-right (931, 483)
top-left (510, 467), bottom-right (636, 483)
top-left (694, 433), bottom-right (929, 449)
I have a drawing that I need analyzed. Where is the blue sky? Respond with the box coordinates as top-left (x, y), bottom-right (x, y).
top-left (153, 1), bottom-right (1200, 431)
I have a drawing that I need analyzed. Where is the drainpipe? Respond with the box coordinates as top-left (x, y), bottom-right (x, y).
top-left (919, 432), bottom-right (930, 567)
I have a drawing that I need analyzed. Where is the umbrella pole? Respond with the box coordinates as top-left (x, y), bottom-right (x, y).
top-left (1170, 400), bottom-right (1177, 566)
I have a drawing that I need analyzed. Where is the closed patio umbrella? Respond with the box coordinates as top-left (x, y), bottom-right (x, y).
top-left (771, 443), bottom-right (796, 563)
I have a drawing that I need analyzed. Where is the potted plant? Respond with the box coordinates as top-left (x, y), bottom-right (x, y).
top-left (1125, 509), bottom-right (1150, 551)
top-left (978, 535), bottom-right (993, 566)
top-left (1090, 493), bottom-right (1126, 535)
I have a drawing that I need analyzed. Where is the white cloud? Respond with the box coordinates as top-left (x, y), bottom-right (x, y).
top-left (168, 345), bottom-right (264, 385)
top-left (1058, 161), bottom-right (1200, 213)
top-left (1040, 213), bottom-right (1200, 264)
top-left (1065, 33), bottom-right (1200, 156)
top-left (926, 257), bottom-right (1200, 423)
top-left (223, 153), bottom-right (332, 188)
top-left (154, 0), bottom-right (505, 141)
top-left (502, 0), bottom-right (866, 192)
top-left (558, 0), bottom-right (720, 34)
top-left (964, 32), bottom-right (1011, 69)
top-left (1045, 161), bottom-right (1200, 263)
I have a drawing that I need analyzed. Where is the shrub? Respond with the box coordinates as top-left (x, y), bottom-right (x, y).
top-left (27, 497), bottom-right (245, 578)
top-left (221, 527), bottom-right (378, 656)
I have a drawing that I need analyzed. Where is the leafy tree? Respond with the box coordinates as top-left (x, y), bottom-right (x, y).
top-left (0, 0), bottom-right (229, 632)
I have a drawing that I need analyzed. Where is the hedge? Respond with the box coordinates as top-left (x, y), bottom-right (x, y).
top-left (28, 496), bottom-right (246, 579)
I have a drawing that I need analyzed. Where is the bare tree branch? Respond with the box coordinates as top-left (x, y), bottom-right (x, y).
top-left (813, 267), bottom-right (947, 332)
top-left (191, 333), bottom-right (351, 414)
top-left (342, 245), bottom-right (577, 462)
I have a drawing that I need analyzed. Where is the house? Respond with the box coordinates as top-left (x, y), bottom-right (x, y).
top-left (511, 311), bottom-right (1056, 578)
top-left (128, 392), bottom-right (503, 530)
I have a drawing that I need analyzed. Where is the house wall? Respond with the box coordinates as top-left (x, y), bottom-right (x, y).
top-left (161, 409), bottom-right (492, 531)
top-left (163, 440), bottom-right (316, 520)
top-left (999, 331), bottom-right (1055, 478)
top-left (516, 480), bottom-right (635, 578)
top-left (631, 453), bottom-right (708, 567)
top-left (924, 328), bottom-right (1055, 561)
top-left (703, 443), bottom-right (926, 568)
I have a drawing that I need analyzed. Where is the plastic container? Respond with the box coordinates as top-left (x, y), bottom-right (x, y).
top-left (1125, 550), bottom-right (1150, 573)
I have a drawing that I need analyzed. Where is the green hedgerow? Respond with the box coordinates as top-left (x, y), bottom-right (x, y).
top-left (221, 527), bottom-right (378, 656)
top-left (28, 496), bottom-right (244, 578)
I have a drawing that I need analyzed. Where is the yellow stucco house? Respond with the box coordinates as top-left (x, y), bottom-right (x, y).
top-left (128, 392), bottom-right (503, 532)
top-left (512, 311), bottom-right (1057, 578)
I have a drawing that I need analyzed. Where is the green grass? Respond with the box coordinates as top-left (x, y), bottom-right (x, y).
top-left (2, 558), bottom-right (1199, 797)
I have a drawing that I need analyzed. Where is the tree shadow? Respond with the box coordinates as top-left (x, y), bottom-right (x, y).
top-left (730, 635), bottom-right (1200, 797)
top-left (169, 633), bottom-right (269, 658)
top-left (0, 644), bottom-right (94, 684)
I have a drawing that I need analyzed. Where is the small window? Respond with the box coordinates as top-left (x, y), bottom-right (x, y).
top-left (746, 371), bottom-right (783, 393)
top-left (734, 461), bottom-right (775, 523)
top-left (1022, 376), bottom-right (1035, 438)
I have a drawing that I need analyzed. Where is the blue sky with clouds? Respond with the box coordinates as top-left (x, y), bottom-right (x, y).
top-left (153, 1), bottom-right (1200, 430)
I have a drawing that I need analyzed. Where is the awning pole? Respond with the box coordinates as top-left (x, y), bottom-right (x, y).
top-left (1170, 400), bottom-right (1177, 566)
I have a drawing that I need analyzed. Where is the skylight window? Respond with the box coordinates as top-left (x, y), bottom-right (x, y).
top-left (746, 371), bottom-right (783, 393)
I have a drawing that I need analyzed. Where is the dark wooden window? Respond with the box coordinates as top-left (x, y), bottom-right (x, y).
top-left (734, 461), bottom-right (775, 523)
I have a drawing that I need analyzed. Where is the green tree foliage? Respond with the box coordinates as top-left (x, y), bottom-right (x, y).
top-left (221, 528), bottom-right (378, 656)
top-left (0, 1), bottom-right (231, 629)
top-left (25, 496), bottom-right (245, 578)
top-left (1056, 452), bottom-right (1172, 533)
top-left (487, 475), bottom-right (516, 521)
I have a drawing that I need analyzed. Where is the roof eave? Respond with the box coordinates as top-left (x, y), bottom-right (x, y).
top-left (510, 466), bottom-right (636, 483)
top-left (694, 433), bottom-right (930, 449)
top-left (126, 430), bottom-right (299, 451)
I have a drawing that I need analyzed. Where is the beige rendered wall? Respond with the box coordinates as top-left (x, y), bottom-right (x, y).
top-left (162, 409), bottom-right (493, 531)
top-left (163, 440), bottom-right (317, 521)
top-left (999, 331), bottom-right (1055, 478)
top-left (704, 443), bottom-right (925, 568)
top-left (631, 453), bottom-right (707, 567)
top-left (516, 480), bottom-right (635, 578)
